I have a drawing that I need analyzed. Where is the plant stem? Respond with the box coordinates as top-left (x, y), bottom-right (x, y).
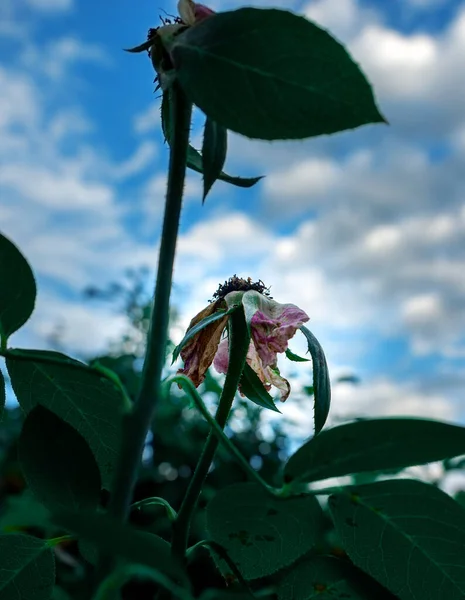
top-left (171, 311), bottom-right (250, 561)
top-left (107, 84), bottom-right (192, 523)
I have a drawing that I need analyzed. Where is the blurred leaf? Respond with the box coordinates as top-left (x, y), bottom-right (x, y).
top-left (94, 564), bottom-right (193, 600)
top-left (6, 349), bottom-right (127, 489)
top-left (18, 406), bottom-right (101, 511)
top-left (0, 533), bottom-right (55, 599)
top-left (336, 374), bottom-right (360, 385)
top-left (0, 492), bottom-right (53, 534)
top-left (162, 90), bottom-right (262, 188)
top-left (0, 369), bottom-right (5, 420)
top-left (206, 482), bottom-right (324, 579)
top-left (53, 509), bottom-right (187, 585)
top-left (278, 555), bottom-right (395, 600)
top-left (0, 232), bottom-right (36, 342)
top-left (299, 326), bottom-right (331, 434)
top-left (285, 349), bottom-right (310, 363)
top-left (284, 418), bottom-right (465, 484)
top-left (329, 479), bottom-right (465, 600)
top-left (52, 587), bottom-right (72, 600)
top-left (202, 117), bottom-right (228, 201)
top-left (172, 8), bottom-right (386, 140)
top-left (239, 364), bottom-right (281, 413)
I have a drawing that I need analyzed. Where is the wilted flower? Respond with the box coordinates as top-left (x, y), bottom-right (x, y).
top-left (145, 0), bottom-right (215, 90)
top-left (177, 277), bottom-right (309, 402)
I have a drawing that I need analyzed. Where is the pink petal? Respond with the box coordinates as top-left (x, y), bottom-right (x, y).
top-left (251, 304), bottom-right (309, 368)
top-left (194, 3), bottom-right (215, 21)
top-left (213, 338), bottom-right (230, 374)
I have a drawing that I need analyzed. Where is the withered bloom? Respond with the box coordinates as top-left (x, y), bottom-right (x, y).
top-left (177, 277), bottom-right (309, 402)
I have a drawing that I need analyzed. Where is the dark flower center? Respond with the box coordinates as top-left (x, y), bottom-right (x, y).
top-left (211, 275), bottom-right (272, 302)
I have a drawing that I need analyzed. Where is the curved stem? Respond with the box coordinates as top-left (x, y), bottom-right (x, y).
top-left (171, 311), bottom-right (250, 562)
top-left (165, 374), bottom-right (275, 495)
top-left (107, 84), bottom-right (192, 523)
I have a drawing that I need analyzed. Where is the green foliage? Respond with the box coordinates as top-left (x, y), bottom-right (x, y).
top-left (284, 418), bottom-right (465, 484)
top-left (299, 326), bottom-right (331, 434)
top-left (0, 533), bottom-right (55, 599)
top-left (277, 556), bottom-right (395, 600)
top-left (239, 363), bottom-right (281, 412)
top-left (285, 349), bottom-right (310, 363)
top-left (53, 509), bottom-right (187, 585)
top-left (6, 349), bottom-right (127, 489)
top-left (18, 406), bottom-right (101, 511)
top-left (172, 8), bottom-right (386, 140)
top-left (0, 369), bottom-right (5, 420)
top-left (202, 118), bottom-right (228, 201)
top-left (206, 482), bottom-right (323, 579)
top-left (0, 232), bottom-right (36, 344)
top-left (161, 89), bottom-right (263, 191)
top-left (0, 492), bottom-right (53, 535)
top-left (329, 479), bottom-right (465, 599)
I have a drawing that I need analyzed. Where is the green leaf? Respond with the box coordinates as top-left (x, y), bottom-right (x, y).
top-left (53, 509), bottom-right (187, 585)
top-left (202, 117), bottom-right (228, 202)
top-left (124, 37), bottom-right (156, 53)
top-left (94, 564), bottom-right (194, 600)
top-left (239, 363), bottom-right (281, 413)
top-left (329, 479), bottom-right (465, 600)
top-left (172, 8), bottom-right (386, 141)
top-left (0, 492), bottom-right (53, 534)
top-left (172, 307), bottom-right (235, 364)
top-left (0, 232), bottom-right (36, 343)
top-left (6, 349), bottom-right (127, 489)
top-left (277, 555), bottom-right (395, 600)
top-left (52, 587), bottom-right (72, 600)
top-left (161, 90), bottom-right (263, 189)
top-left (18, 405), bottom-right (101, 511)
top-left (0, 369), bottom-right (5, 420)
top-left (284, 418), bottom-right (465, 485)
top-left (285, 349), bottom-right (310, 363)
top-left (0, 533), bottom-right (55, 599)
top-left (206, 482), bottom-right (324, 580)
top-left (299, 326), bottom-right (331, 435)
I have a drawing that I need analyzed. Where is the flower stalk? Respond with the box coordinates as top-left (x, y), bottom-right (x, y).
top-left (171, 309), bottom-right (250, 562)
top-left (106, 83), bottom-right (192, 525)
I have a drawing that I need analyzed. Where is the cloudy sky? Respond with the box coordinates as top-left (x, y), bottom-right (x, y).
top-left (1, 0), bottom-right (464, 433)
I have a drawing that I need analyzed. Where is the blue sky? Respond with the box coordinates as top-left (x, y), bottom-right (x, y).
top-left (1, 0), bottom-right (465, 446)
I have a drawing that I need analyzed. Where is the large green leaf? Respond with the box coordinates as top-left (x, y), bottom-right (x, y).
top-left (299, 326), bottom-right (331, 435)
top-left (202, 117), bottom-right (228, 201)
top-left (284, 418), bottom-right (465, 485)
top-left (239, 363), bottom-right (281, 413)
top-left (0, 533), bottom-right (55, 599)
top-left (278, 555), bottom-right (396, 600)
top-left (6, 349), bottom-right (127, 489)
top-left (161, 90), bottom-right (263, 188)
top-left (329, 479), bottom-right (465, 600)
top-left (18, 406), bottom-right (101, 511)
top-left (0, 232), bottom-right (36, 342)
top-left (172, 8), bottom-right (385, 141)
top-left (206, 482), bottom-right (324, 580)
top-left (53, 509), bottom-right (187, 585)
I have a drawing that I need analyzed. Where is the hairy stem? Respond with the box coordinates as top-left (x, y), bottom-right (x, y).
top-left (107, 84), bottom-right (192, 522)
top-left (171, 311), bottom-right (250, 561)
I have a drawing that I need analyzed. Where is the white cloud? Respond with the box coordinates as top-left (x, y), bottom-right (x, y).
top-left (20, 37), bottom-right (110, 80)
top-left (134, 103), bottom-right (161, 134)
